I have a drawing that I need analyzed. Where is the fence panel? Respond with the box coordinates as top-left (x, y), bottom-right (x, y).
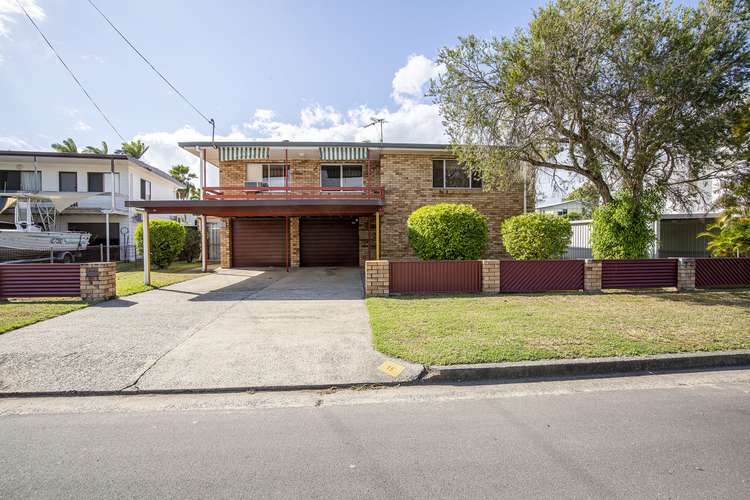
top-left (500, 259), bottom-right (584, 292)
top-left (389, 261), bottom-right (482, 294)
top-left (0, 264), bottom-right (80, 297)
top-left (695, 258), bottom-right (750, 288)
top-left (602, 259), bottom-right (677, 289)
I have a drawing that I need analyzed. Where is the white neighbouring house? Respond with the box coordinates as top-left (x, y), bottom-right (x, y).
top-left (0, 150), bottom-right (185, 251)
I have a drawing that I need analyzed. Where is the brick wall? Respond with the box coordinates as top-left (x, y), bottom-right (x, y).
top-left (584, 259), bottom-right (602, 291)
top-left (290, 217), bottom-right (300, 267)
top-left (481, 260), bottom-right (500, 293)
top-left (79, 262), bottom-right (116, 301)
top-left (378, 152), bottom-right (533, 260)
top-left (365, 260), bottom-right (389, 296)
top-left (677, 258), bottom-right (696, 291)
top-left (216, 153), bottom-right (529, 266)
top-left (219, 218), bottom-right (232, 268)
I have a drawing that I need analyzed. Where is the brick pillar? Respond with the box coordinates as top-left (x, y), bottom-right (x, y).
top-left (80, 262), bottom-right (116, 301)
top-left (290, 217), bottom-right (300, 268)
top-left (219, 218), bottom-right (232, 269)
top-left (365, 260), bottom-right (389, 296)
top-left (677, 258), bottom-right (696, 291)
top-left (584, 259), bottom-right (602, 291)
top-left (481, 260), bottom-right (500, 293)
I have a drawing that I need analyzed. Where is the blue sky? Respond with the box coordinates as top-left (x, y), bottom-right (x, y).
top-left (1, 0), bottom-right (548, 185)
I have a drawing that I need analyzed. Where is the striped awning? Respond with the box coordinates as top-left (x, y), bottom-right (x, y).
top-left (219, 146), bottom-right (270, 161)
top-left (319, 146), bottom-right (369, 161)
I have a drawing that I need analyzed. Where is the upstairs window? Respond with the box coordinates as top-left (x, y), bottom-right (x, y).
top-left (59, 172), bottom-right (77, 192)
top-left (0, 170), bottom-right (41, 192)
top-left (432, 159), bottom-right (482, 189)
top-left (245, 164), bottom-right (290, 188)
top-left (140, 179), bottom-right (151, 200)
top-left (88, 172), bottom-right (120, 193)
top-left (321, 165), bottom-right (363, 188)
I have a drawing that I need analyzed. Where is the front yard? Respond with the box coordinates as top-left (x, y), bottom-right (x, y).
top-left (0, 261), bottom-right (205, 334)
top-left (367, 290), bottom-right (750, 365)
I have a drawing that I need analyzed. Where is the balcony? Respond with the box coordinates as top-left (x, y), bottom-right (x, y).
top-left (202, 185), bottom-right (384, 201)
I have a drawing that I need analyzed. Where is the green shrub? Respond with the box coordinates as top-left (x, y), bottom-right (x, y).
top-left (407, 203), bottom-right (488, 260)
top-left (180, 226), bottom-right (201, 263)
top-left (699, 215), bottom-right (750, 257)
top-left (591, 190), bottom-right (662, 259)
top-left (500, 213), bottom-right (572, 260)
top-left (135, 219), bottom-right (186, 269)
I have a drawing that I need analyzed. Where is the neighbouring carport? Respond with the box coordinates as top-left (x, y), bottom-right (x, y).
top-left (126, 197), bottom-right (384, 284)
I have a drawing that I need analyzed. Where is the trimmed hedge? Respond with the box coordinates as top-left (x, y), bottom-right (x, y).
top-left (135, 219), bottom-right (186, 269)
top-left (407, 203), bottom-right (488, 260)
top-left (501, 213), bottom-right (572, 260)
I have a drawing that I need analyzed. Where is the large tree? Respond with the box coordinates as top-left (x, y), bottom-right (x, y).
top-left (82, 141), bottom-right (109, 155)
top-left (50, 138), bottom-right (78, 153)
top-left (117, 139), bottom-right (149, 159)
top-left (432, 0), bottom-right (750, 212)
top-left (169, 164), bottom-right (199, 200)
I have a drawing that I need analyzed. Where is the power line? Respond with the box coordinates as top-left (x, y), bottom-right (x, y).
top-left (16, 0), bottom-right (125, 142)
top-left (87, 0), bottom-right (215, 141)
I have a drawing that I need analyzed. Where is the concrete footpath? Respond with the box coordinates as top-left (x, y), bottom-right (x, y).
top-left (0, 268), bottom-right (422, 396)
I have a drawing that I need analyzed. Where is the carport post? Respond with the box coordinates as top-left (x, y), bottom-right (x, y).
top-left (200, 215), bottom-right (208, 272)
top-left (142, 211), bottom-right (151, 285)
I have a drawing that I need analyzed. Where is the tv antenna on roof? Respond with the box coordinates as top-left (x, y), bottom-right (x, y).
top-left (363, 117), bottom-right (387, 143)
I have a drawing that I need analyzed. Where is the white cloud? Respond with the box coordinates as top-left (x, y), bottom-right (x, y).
top-left (0, 0), bottom-right (44, 62)
top-left (117, 54), bottom-right (448, 186)
top-left (391, 54), bottom-right (445, 104)
top-left (73, 120), bottom-right (92, 131)
top-left (0, 135), bottom-right (34, 149)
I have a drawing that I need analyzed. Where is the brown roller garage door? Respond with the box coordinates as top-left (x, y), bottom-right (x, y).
top-left (232, 218), bottom-right (286, 267)
top-left (300, 217), bottom-right (358, 267)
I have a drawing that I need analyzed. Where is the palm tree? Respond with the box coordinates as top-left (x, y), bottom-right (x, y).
top-left (82, 141), bottom-right (109, 155)
top-left (169, 164), bottom-right (199, 199)
top-left (117, 139), bottom-right (149, 159)
top-left (50, 138), bottom-right (78, 153)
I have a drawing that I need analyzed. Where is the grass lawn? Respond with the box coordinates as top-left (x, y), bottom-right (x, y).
top-left (115, 261), bottom-right (204, 296)
top-left (0, 298), bottom-right (87, 335)
top-left (0, 261), bottom-right (205, 335)
top-left (367, 290), bottom-right (750, 365)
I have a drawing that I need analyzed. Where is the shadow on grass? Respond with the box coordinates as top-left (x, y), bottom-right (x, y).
top-left (0, 298), bottom-right (84, 306)
top-left (652, 288), bottom-right (750, 308)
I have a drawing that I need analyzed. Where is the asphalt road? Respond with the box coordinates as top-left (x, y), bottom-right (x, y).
top-left (1, 370), bottom-right (749, 499)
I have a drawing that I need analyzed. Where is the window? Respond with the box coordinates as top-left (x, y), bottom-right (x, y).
top-left (59, 172), bottom-right (77, 192)
top-left (432, 159), bottom-right (482, 189)
top-left (245, 164), bottom-right (290, 188)
top-left (321, 164), bottom-right (363, 189)
top-left (88, 172), bottom-right (104, 192)
top-left (140, 179), bottom-right (151, 200)
top-left (87, 171), bottom-right (119, 193)
top-left (0, 170), bottom-right (41, 192)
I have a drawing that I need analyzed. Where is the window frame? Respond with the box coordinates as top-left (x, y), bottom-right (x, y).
top-left (140, 178), bottom-right (151, 200)
top-left (87, 172), bottom-right (104, 192)
top-left (59, 171), bottom-right (78, 192)
top-left (320, 164), bottom-right (364, 190)
top-left (245, 163), bottom-right (291, 189)
top-left (431, 159), bottom-right (483, 190)
top-left (0, 170), bottom-right (41, 192)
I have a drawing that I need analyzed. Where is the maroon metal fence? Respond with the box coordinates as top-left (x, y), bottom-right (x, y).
top-left (0, 264), bottom-right (81, 298)
top-left (602, 259), bottom-right (677, 289)
top-left (389, 261), bottom-right (482, 294)
top-left (695, 258), bottom-right (750, 288)
top-left (500, 259), bottom-right (584, 292)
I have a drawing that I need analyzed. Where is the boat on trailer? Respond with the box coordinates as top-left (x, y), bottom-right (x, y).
top-left (0, 192), bottom-right (95, 259)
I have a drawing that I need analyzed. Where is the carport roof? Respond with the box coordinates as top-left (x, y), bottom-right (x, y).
top-left (125, 199), bottom-right (383, 217)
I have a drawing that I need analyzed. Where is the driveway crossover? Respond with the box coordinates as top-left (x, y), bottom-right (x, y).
top-left (0, 268), bottom-right (421, 394)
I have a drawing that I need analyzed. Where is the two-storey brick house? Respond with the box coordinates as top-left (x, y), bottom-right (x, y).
top-left (128, 141), bottom-right (532, 269)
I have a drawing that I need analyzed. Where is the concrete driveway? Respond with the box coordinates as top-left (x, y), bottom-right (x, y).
top-left (0, 268), bottom-right (422, 395)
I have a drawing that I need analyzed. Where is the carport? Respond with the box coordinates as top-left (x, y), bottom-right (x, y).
top-left (126, 197), bottom-right (384, 283)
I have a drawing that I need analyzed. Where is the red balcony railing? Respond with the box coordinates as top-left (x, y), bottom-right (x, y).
top-left (203, 185), bottom-right (384, 201)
